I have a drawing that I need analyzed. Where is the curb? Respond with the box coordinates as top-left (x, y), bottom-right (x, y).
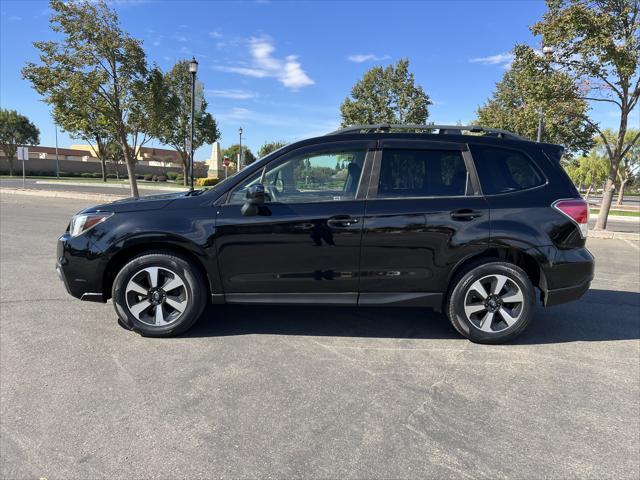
top-left (0, 187), bottom-right (126, 203)
top-left (588, 229), bottom-right (639, 241)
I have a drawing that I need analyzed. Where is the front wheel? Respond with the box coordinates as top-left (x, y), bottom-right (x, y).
top-left (446, 261), bottom-right (536, 344)
top-left (112, 252), bottom-right (207, 337)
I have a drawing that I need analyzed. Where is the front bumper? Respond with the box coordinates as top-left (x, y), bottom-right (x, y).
top-left (57, 233), bottom-right (107, 303)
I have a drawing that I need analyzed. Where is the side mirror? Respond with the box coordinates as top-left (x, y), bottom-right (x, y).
top-left (241, 183), bottom-right (266, 216)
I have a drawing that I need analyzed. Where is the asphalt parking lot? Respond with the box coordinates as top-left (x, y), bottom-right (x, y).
top-left (1, 193), bottom-right (639, 479)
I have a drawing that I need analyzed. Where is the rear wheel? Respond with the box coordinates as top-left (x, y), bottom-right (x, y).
top-left (112, 252), bottom-right (207, 337)
top-left (446, 261), bottom-right (535, 344)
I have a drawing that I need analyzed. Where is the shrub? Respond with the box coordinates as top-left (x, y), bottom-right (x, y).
top-left (80, 172), bottom-right (94, 178)
top-left (135, 174), bottom-right (144, 180)
top-left (157, 175), bottom-right (167, 182)
top-left (195, 177), bottom-right (219, 187)
top-left (92, 173), bottom-right (102, 178)
top-left (166, 172), bottom-right (179, 180)
top-left (143, 174), bottom-right (153, 181)
top-left (106, 174), bottom-right (117, 179)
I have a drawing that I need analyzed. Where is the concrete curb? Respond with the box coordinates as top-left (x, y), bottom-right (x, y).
top-left (588, 229), bottom-right (640, 241)
top-left (0, 187), bottom-right (125, 203)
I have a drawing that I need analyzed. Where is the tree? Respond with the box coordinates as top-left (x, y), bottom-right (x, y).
top-left (104, 136), bottom-right (125, 179)
top-left (23, 0), bottom-right (152, 198)
top-left (152, 61), bottom-right (220, 185)
top-left (223, 144), bottom-right (256, 172)
top-left (592, 129), bottom-right (640, 205)
top-left (258, 140), bottom-right (287, 158)
top-left (0, 109), bottom-right (40, 176)
top-left (566, 150), bottom-right (608, 198)
top-left (340, 59), bottom-right (431, 127)
top-left (530, 0), bottom-right (640, 229)
top-left (51, 94), bottom-right (112, 181)
top-left (476, 46), bottom-right (595, 157)
top-left (616, 130), bottom-right (640, 204)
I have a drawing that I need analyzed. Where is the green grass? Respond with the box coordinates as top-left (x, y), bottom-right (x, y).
top-left (590, 208), bottom-right (640, 217)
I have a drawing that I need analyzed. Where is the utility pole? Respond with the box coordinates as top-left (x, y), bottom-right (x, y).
top-left (537, 45), bottom-right (555, 143)
top-left (238, 127), bottom-right (243, 170)
top-left (189, 57), bottom-right (198, 191)
top-left (55, 124), bottom-right (60, 177)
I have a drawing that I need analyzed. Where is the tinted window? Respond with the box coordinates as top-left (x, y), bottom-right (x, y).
top-left (470, 145), bottom-right (545, 194)
top-left (228, 148), bottom-right (366, 204)
top-left (378, 149), bottom-right (468, 198)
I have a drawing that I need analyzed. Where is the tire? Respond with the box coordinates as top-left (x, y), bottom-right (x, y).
top-left (446, 261), bottom-right (535, 344)
top-left (112, 251), bottom-right (207, 337)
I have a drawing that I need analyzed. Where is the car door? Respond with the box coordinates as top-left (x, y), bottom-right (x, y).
top-left (214, 140), bottom-right (375, 303)
top-left (358, 139), bottom-right (490, 306)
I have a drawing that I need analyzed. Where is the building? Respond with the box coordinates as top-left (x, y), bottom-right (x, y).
top-left (0, 144), bottom-right (208, 177)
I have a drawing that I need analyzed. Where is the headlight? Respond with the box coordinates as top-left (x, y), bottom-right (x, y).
top-left (69, 212), bottom-right (113, 237)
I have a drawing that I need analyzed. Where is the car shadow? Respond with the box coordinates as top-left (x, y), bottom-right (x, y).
top-left (184, 289), bottom-right (640, 344)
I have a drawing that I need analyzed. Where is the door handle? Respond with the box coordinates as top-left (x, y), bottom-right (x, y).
top-left (450, 209), bottom-right (483, 221)
top-left (327, 215), bottom-right (360, 228)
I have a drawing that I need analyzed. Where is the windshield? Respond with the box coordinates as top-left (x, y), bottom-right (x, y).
top-left (206, 146), bottom-right (289, 194)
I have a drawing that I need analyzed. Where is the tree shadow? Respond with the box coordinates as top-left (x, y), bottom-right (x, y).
top-left (184, 289), bottom-right (640, 345)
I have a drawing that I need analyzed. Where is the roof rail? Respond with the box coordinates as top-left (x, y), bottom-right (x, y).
top-left (327, 124), bottom-right (525, 141)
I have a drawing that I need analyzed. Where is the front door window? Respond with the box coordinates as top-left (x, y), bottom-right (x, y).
top-left (228, 149), bottom-right (366, 204)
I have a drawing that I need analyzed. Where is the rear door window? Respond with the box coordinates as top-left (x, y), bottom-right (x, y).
top-left (469, 145), bottom-right (545, 195)
top-left (378, 149), bottom-right (469, 198)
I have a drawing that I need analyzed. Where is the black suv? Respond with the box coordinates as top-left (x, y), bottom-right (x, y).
top-left (56, 124), bottom-right (594, 343)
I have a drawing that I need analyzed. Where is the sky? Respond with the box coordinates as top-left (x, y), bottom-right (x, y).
top-left (1, 0), bottom-right (638, 161)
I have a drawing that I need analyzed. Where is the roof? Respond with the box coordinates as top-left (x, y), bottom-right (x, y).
top-left (29, 146), bottom-right (89, 156)
top-left (328, 124), bottom-right (526, 141)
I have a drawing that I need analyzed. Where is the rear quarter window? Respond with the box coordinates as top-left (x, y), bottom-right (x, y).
top-left (469, 145), bottom-right (545, 195)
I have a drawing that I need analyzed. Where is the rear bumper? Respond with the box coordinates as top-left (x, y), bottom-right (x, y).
top-left (535, 246), bottom-right (594, 307)
top-left (57, 233), bottom-right (107, 303)
top-left (544, 278), bottom-right (591, 306)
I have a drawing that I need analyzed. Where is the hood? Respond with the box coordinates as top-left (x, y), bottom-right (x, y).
top-left (81, 190), bottom-right (195, 214)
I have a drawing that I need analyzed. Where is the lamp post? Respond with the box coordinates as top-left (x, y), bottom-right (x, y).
top-left (54, 123), bottom-right (60, 178)
top-left (238, 127), bottom-right (243, 170)
top-left (188, 56), bottom-right (198, 191)
top-left (537, 45), bottom-right (555, 143)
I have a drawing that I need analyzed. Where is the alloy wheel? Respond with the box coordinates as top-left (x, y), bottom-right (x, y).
top-left (125, 266), bottom-right (189, 327)
top-left (463, 274), bottom-right (525, 333)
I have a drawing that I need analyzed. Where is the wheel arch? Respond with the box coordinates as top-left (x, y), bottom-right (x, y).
top-left (102, 238), bottom-right (216, 302)
top-left (445, 246), bottom-right (547, 307)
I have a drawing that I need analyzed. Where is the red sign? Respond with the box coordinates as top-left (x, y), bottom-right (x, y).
top-left (223, 156), bottom-right (230, 167)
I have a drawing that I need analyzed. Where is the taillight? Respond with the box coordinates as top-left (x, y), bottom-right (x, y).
top-left (552, 199), bottom-right (589, 238)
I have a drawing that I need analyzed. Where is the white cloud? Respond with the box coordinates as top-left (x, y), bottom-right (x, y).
top-left (206, 89), bottom-right (259, 100)
top-left (216, 65), bottom-right (269, 78)
top-left (347, 54), bottom-right (389, 63)
top-left (469, 52), bottom-right (514, 68)
top-left (215, 108), bottom-right (336, 135)
top-left (209, 31), bottom-right (223, 39)
top-left (215, 37), bottom-right (314, 90)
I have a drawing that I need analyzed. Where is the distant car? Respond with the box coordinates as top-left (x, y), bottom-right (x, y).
top-left (56, 124), bottom-right (594, 344)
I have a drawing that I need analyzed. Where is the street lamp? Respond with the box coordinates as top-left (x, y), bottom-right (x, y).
top-left (238, 127), bottom-right (243, 170)
top-left (54, 123), bottom-right (60, 178)
top-left (189, 56), bottom-right (198, 190)
top-left (537, 45), bottom-right (555, 142)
